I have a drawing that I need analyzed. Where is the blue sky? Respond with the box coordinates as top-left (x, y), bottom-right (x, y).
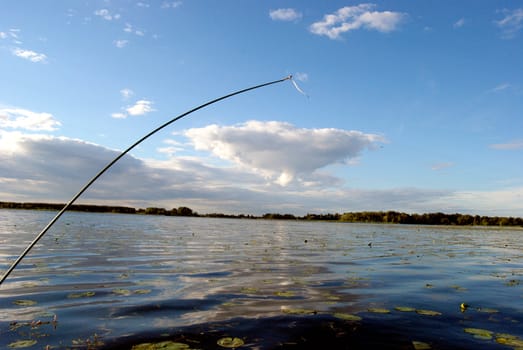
top-left (1, 1), bottom-right (522, 216)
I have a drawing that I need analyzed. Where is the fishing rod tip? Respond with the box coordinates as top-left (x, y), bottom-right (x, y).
top-left (285, 74), bottom-right (293, 81)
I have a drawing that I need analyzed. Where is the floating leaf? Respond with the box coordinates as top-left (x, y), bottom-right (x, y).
top-left (282, 307), bottom-right (316, 315)
top-left (8, 340), bottom-right (37, 348)
top-left (495, 334), bottom-right (523, 347)
top-left (217, 337), bottom-right (244, 348)
top-left (13, 300), bottom-right (37, 306)
top-left (416, 309), bottom-right (441, 316)
top-left (477, 307), bottom-right (498, 314)
top-left (333, 313), bottom-right (362, 321)
top-left (368, 308), bottom-right (390, 314)
top-left (412, 340), bottom-right (431, 350)
top-left (112, 288), bottom-right (132, 296)
top-left (134, 289), bottom-right (152, 295)
top-left (240, 287), bottom-right (258, 294)
top-left (395, 306), bottom-right (416, 312)
top-left (275, 291), bottom-right (295, 297)
top-left (68, 291), bottom-right (95, 299)
top-left (132, 341), bottom-right (190, 350)
top-left (464, 328), bottom-right (493, 340)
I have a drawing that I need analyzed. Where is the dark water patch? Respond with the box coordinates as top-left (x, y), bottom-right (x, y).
top-left (101, 314), bottom-right (509, 350)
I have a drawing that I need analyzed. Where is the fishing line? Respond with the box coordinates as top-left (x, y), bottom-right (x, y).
top-left (290, 76), bottom-right (309, 98)
top-left (0, 75), bottom-right (293, 286)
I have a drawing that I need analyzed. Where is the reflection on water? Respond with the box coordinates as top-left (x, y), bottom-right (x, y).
top-left (0, 209), bottom-right (522, 349)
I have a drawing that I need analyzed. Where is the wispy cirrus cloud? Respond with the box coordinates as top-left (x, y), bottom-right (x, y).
top-left (431, 162), bottom-right (454, 171)
top-left (489, 140), bottom-right (523, 150)
top-left (161, 1), bottom-right (182, 9)
top-left (120, 88), bottom-right (134, 99)
top-left (124, 23), bottom-right (145, 36)
top-left (454, 17), bottom-right (466, 28)
top-left (0, 107), bottom-right (61, 131)
top-left (310, 3), bottom-right (405, 39)
top-left (488, 82), bottom-right (512, 93)
top-left (269, 8), bottom-right (302, 22)
top-left (496, 8), bottom-right (523, 38)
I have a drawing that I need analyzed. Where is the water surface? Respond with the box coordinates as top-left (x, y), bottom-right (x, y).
top-left (1, 210), bottom-right (522, 349)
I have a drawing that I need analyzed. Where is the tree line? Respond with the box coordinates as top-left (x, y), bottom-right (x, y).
top-left (0, 202), bottom-right (521, 226)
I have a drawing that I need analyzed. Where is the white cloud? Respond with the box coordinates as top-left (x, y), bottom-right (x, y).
top-left (111, 112), bottom-right (127, 119)
top-left (124, 23), bottom-right (145, 36)
top-left (310, 4), bottom-right (405, 39)
top-left (454, 17), bottom-right (466, 28)
top-left (0, 32), bottom-right (7, 39)
top-left (126, 99), bottom-right (155, 116)
top-left (137, 2), bottom-right (150, 8)
top-left (161, 1), bottom-right (182, 9)
top-left (12, 48), bottom-right (47, 63)
top-left (269, 8), bottom-right (302, 22)
top-left (0, 108), bottom-right (61, 131)
top-left (184, 121), bottom-right (385, 186)
top-left (1, 129), bottom-right (521, 216)
top-left (489, 140), bottom-right (523, 150)
top-left (490, 82), bottom-right (511, 92)
top-left (120, 88), bottom-right (134, 99)
top-left (114, 39), bottom-right (129, 48)
top-left (94, 9), bottom-right (121, 21)
top-left (496, 8), bottom-right (523, 38)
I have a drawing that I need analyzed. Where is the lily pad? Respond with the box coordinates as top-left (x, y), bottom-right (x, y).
top-left (8, 340), bottom-right (37, 348)
top-left (415, 309), bottom-right (441, 316)
top-left (240, 287), bottom-right (258, 294)
top-left (134, 289), bottom-right (152, 295)
top-left (282, 307), bottom-right (316, 315)
top-left (368, 307), bottom-right (390, 314)
top-left (13, 300), bottom-right (37, 306)
top-left (496, 334), bottom-right (523, 347)
top-left (132, 341), bottom-right (190, 350)
top-left (68, 291), bottom-right (95, 299)
top-left (464, 328), bottom-right (493, 340)
top-left (333, 313), bottom-right (362, 321)
top-left (112, 288), bottom-right (132, 296)
top-left (275, 291), bottom-right (295, 297)
top-left (412, 340), bottom-right (431, 350)
top-left (395, 306), bottom-right (416, 312)
top-left (217, 337), bottom-right (244, 348)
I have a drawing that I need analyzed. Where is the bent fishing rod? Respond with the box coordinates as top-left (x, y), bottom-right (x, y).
top-left (0, 75), bottom-right (293, 286)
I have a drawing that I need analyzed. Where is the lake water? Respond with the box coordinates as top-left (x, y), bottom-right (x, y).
top-left (0, 209), bottom-right (522, 349)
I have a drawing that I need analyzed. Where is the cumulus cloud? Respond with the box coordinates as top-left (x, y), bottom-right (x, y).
top-left (310, 3), bottom-right (405, 39)
top-left (126, 100), bottom-right (155, 116)
top-left (269, 8), bottom-right (302, 22)
top-left (0, 108), bottom-right (61, 131)
top-left (496, 8), bottom-right (523, 38)
top-left (94, 9), bottom-right (121, 21)
top-left (1, 128), bottom-right (521, 216)
top-left (184, 121), bottom-right (385, 186)
top-left (12, 48), bottom-right (47, 63)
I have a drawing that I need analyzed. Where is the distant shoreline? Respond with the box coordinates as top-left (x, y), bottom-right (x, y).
top-left (1, 201), bottom-right (522, 227)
